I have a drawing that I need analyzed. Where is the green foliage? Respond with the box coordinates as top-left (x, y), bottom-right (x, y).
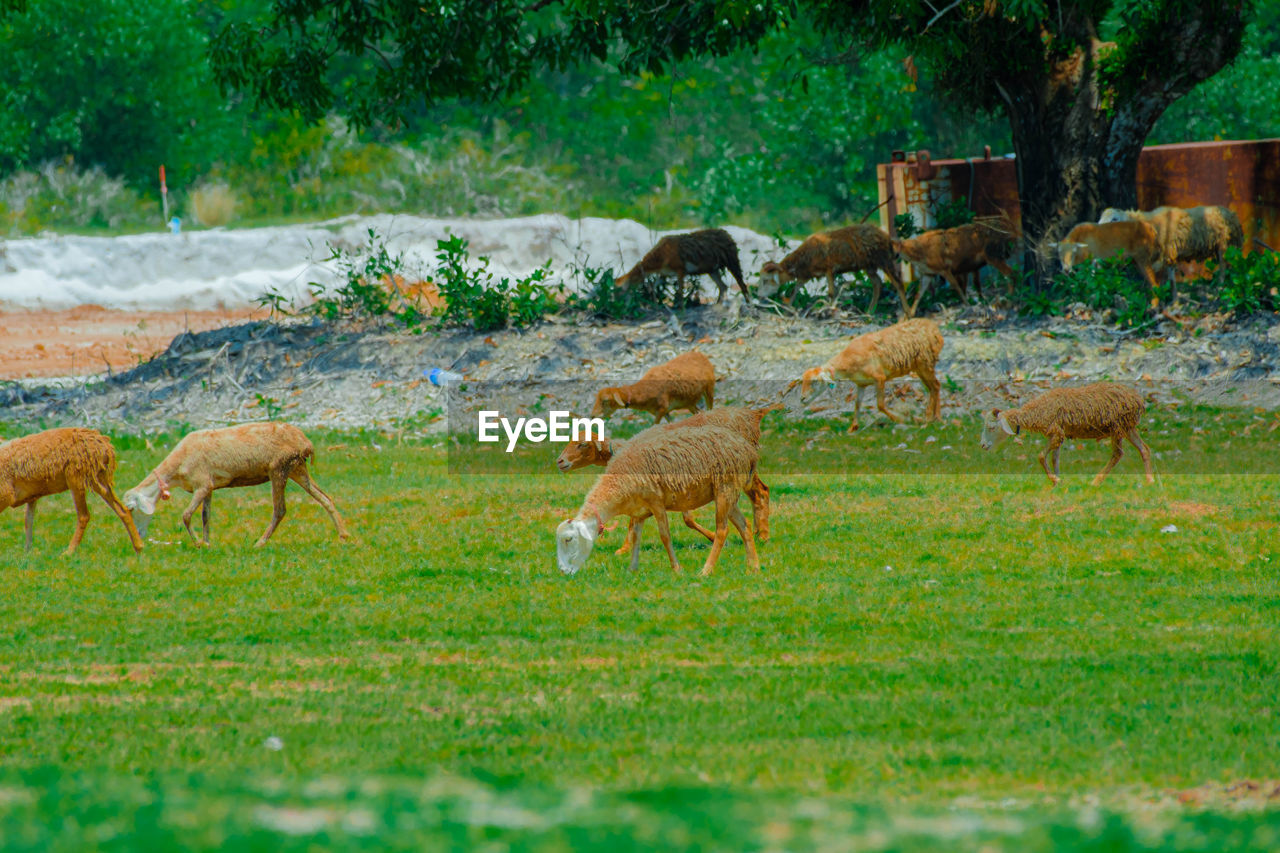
top-left (433, 235), bottom-right (560, 332)
top-left (0, 0), bottom-right (238, 183)
top-left (894, 212), bottom-right (920, 239)
top-left (1046, 255), bottom-right (1162, 328)
top-left (0, 161), bottom-right (152, 233)
top-left (565, 264), bottom-right (653, 320)
top-left (1208, 246), bottom-right (1280, 316)
top-left (304, 231), bottom-right (424, 329)
top-left (934, 199), bottom-right (976, 229)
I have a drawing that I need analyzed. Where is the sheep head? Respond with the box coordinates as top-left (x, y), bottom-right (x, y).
top-left (555, 439), bottom-right (612, 473)
top-left (797, 366), bottom-right (834, 399)
top-left (979, 408), bottom-right (1017, 450)
top-left (1056, 240), bottom-right (1090, 272)
top-left (591, 388), bottom-right (627, 418)
top-left (122, 473), bottom-right (171, 537)
top-left (556, 515), bottom-right (601, 575)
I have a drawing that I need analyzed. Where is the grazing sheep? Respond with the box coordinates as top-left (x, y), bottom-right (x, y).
top-left (591, 350), bottom-right (716, 423)
top-left (616, 228), bottom-right (749, 304)
top-left (759, 224), bottom-right (908, 313)
top-left (790, 319), bottom-right (944, 432)
top-left (556, 425), bottom-right (760, 577)
top-left (1056, 220), bottom-right (1162, 295)
top-left (123, 422), bottom-right (349, 547)
top-left (0, 427), bottom-right (143, 555)
top-left (556, 404), bottom-right (778, 543)
top-left (1100, 205), bottom-right (1244, 284)
top-left (893, 218), bottom-right (1017, 312)
top-left (979, 382), bottom-right (1154, 487)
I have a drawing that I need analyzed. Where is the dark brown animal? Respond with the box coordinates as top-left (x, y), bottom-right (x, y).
top-left (894, 219), bottom-right (1017, 313)
top-left (616, 228), bottom-right (748, 304)
top-left (759, 224), bottom-right (908, 314)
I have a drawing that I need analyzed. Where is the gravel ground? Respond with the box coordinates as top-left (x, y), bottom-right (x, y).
top-left (2, 303), bottom-right (1278, 435)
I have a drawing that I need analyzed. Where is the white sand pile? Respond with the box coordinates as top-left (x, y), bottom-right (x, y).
top-left (0, 214), bottom-right (790, 311)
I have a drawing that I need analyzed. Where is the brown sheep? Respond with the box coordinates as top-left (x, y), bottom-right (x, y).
top-left (616, 228), bottom-right (749, 304)
top-left (759, 224), bottom-right (908, 314)
top-left (556, 404), bottom-right (778, 544)
top-left (1056, 220), bottom-right (1162, 296)
top-left (591, 350), bottom-right (716, 423)
top-left (979, 382), bottom-right (1153, 486)
top-left (556, 425), bottom-right (760, 576)
top-left (790, 319), bottom-right (944, 432)
top-left (893, 219), bottom-right (1017, 312)
top-left (123, 422), bottom-right (349, 547)
top-left (0, 427), bottom-right (144, 555)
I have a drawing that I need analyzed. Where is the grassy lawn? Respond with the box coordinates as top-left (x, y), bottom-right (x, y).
top-left (0, 408), bottom-right (1277, 849)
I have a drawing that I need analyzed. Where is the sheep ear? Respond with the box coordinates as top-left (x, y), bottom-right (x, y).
top-left (609, 390), bottom-right (625, 407)
top-left (998, 413), bottom-right (1015, 435)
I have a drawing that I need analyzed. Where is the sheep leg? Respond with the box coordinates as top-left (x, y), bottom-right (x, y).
top-left (941, 270), bottom-right (968, 301)
top-left (848, 384), bottom-right (866, 433)
top-left (698, 491), bottom-right (733, 577)
top-left (181, 486), bottom-right (213, 546)
top-left (90, 481), bottom-right (144, 553)
top-left (705, 383), bottom-right (714, 410)
top-left (255, 474), bottom-right (289, 547)
top-left (880, 263), bottom-right (910, 318)
top-left (748, 474), bottom-right (770, 543)
top-left (628, 517), bottom-right (646, 572)
top-left (728, 501), bottom-right (761, 574)
top-left (867, 272), bottom-right (882, 314)
top-left (708, 270), bottom-right (728, 304)
top-left (65, 485), bottom-right (91, 556)
top-left (916, 361), bottom-right (947, 422)
top-left (874, 378), bottom-right (901, 424)
top-left (907, 274), bottom-right (931, 317)
top-left (290, 466), bottom-right (351, 541)
top-left (651, 508), bottom-right (682, 575)
top-left (201, 496), bottom-right (211, 544)
top-left (1127, 428), bottom-right (1155, 485)
top-left (682, 511), bottom-right (715, 542)
top-left (1038, 436), bottom-right (1063, 487)
top-left (1092, 436), bottom-right (1125, 486)
top-left (24, 500), bottom-right (36, 552)
top-left (615, 511), bottom-right (646, 556)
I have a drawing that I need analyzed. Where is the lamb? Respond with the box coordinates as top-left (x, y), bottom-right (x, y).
top-left (591, 350), bottom-right (716, 423)
top-left (123, 422), bottom-right (350, 547)
top-left (556, 425), bottom-right (760, 576)
top-left (555, 403), bottom-right (778, 543)
top-left (0, 427), bottom-right (144, 555)
top-left (893, 218), bottom-right (1017, 312)
top-left (616, 228), bottom-right (749, 304)
top-left (758, 224), bottom-right (908, 314)
top-left (1055, 220), bottom-right (1161, 294)
top-left (979, 382), bottom-right (1154, 487)
top-left (1099, 205), bottom-right (1244, 285)
top-left (790, 318), bottom-right (944, 432)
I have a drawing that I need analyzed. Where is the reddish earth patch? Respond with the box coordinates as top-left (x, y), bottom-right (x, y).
top-left (0, 306), bottom-right (262, 379)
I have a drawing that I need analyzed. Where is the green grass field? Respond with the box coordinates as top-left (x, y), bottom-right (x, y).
top-left (1, 409), bottom-right (1278, 850)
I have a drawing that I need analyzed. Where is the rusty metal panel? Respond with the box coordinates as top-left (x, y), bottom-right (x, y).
top-left (877, 138), bottom-right (1280, 252)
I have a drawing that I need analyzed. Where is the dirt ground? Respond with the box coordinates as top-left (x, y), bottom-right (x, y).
top-left (0, 306), bottom-right (262, 379)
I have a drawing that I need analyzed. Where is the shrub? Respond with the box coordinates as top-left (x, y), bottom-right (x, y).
top-left (1049, 255), bottom-right (1162, 328)
top-left (0, 162), bottom-right (153, 234)
top-left (432, 234), bottom-right (559, 331)
top-left (190, 183), bottom-right (237, 228)
top-left (1207, 247), bottom-right (1280, 316)
top-left (303, 230), bottom-right (425, 330)
top-left (565, 265), bottom-right (654, 320)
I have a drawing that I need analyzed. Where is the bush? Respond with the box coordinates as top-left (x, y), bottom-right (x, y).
top-left (1208, 247), bottom-right (1280, 316)
top-left (565, 265), bottom-right (654, 320)
top-left (190, 183), bottom-right (237, 228)
top-left (300, 231), bottom-right (426, 330)
top-left (0, 162), bottom-right (153, 233)
top-left (1047, 255), bottom-right (1164, 328)
top-left (432, 235), bottom-right (560, 332)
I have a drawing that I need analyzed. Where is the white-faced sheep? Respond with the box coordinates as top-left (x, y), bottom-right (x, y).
top-left (616, 228), bottom-right (749, 304)
top-left (556, 425), bottom-right (760, 577)
top-left (790, 318), bottom-right (944, 432)
top-left (893, 218), bottom-right (1017, 313)
top-left (979, 382), bottom-right (1153, 487)
top-left (758, 224), bottom-right (908, 314)
top-left (123, 422), bottom-right (349, 546)
top-left (0, 427), bottom-right (143, 555)
top-left (556, 403), bottom-right (778, 544)
top-left (591, 350), bottom-right (715, 423)
top-left (1055, 220), bottom-right (1162, 294)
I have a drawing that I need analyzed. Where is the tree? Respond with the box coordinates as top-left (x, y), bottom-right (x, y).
top-left (211, 0), bottom-right (1256, 286)
top-left (0, 0), bottom-right (239, 183)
